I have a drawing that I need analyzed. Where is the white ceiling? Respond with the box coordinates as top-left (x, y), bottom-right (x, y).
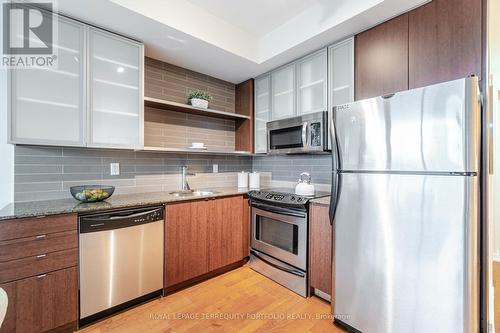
top-left (55, 0), bottom-right (429, 83)
top-left (185, 0), bottom-right (315, 36)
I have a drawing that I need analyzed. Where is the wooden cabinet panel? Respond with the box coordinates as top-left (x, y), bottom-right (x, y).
top-left (0, 230), bottom-right (77, 262)
top-left (408, 0), bottom-right (482, 89)
top-left (0, 248), bottom-right (77, 284)
top-left (0, 214), bottom-right (77, 242)
top-left (165, 200), bottom-right (210, 287)
top-left (309, 203), bottom-right (332, 297)
top-left (165, 195), bottom-right (249, 288)
top-left (208, 196), bottom-right (245, 271)
top-left (235, 79), bottom-right (254, 153)
top-left (355, 14), bottom-right (409, 100)
top-left (0, 267), bottom-right (78, 333)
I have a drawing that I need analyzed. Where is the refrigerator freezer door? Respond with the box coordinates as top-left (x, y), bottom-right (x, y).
top-left (333, 77), bottom-right (480, 173)
top-left (333, 173), bottom-right (479, 333)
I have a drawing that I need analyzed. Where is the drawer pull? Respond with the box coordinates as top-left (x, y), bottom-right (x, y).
top-left (36, 254), bottom-right (47, 259)
top-left (36, 274), bottom-right (47, 279)
top-left (35, 234), bottom-right (47, 240)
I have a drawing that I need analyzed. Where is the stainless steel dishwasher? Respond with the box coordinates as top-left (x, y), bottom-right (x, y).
top-left (79, 206), bottom-right (164, 326)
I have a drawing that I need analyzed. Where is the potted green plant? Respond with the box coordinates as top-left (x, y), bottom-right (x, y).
top-left (187, 90), bottom-right (213, 109)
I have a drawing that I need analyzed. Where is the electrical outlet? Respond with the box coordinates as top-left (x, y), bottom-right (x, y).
top-left (213, 164), bottom-right (218, 173)
top-left (110, 163), bottom-right (120, 176)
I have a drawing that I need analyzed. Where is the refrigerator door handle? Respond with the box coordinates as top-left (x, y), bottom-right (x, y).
top-left (329, 108), bottom-right (341, 225)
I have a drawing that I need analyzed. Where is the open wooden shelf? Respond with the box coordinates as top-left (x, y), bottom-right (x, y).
top-left (144, 96), bottom-right (251, 121)
top-left (142, 146), bottom-right (254, 156)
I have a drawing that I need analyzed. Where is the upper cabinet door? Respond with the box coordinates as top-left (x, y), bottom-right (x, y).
top-left (297, 49), bottom-right (327, 115)
top-left (408, 0), bottom-right (482, 89)
top-left (271, 64), bottom-right (295, 120)
top-left (10, 14), bottom-right (86, 146)
top-left (88, 28), bottom-right (144, 149)
top-left (329, 38), bottom-right (354, 108)
top-left (355, 14), bottom-right (409, 100)
top-left (254, 75), bottom-right (271, 154)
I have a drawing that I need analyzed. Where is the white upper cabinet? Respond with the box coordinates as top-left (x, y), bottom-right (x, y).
top-left (329, 38), bottom-right (354, 108)
top-left (297, 49), bottom-right (327, 115)
top-left (10, 14), bottom-right (86, 146)
top-left (271, 64), bottom-right (295, 120)
top-left (8, 12), bottom-right (143, 150)
top-left (253, 38), bottom-right (354, 153)
top-left (254, 74), bottom-right (271, 154)
top-left (88, 28), bottom-right (143, 149)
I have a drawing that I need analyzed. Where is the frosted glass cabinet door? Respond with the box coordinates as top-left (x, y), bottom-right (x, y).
top-left (297, 49), bottom-right (327, 115)
top-left (329, 38), bottom-right (354, 108)
top-left (10, 15), bottom-right (85, 146)
top-left (271, 64), bottom-right (295, 120)
top-left (88, 28), bottom-right (143, 149)
top-left (254, 75), bottom-right (271, 153)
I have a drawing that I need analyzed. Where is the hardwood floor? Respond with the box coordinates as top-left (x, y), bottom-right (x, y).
top-left (77, 266), bottom-right (346, 333)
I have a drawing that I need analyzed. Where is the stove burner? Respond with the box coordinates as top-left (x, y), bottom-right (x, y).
top-left (248, 188), bottom-right (329, 207)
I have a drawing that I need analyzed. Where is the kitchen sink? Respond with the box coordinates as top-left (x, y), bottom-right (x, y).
top-left (169, 190), bottom-right (219, 197)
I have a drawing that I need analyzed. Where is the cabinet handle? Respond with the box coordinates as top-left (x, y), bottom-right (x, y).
top-left (35, 234), bottom-right (46, 240)
top-left (36, 274), bottom-right (47, 279)
top-left (36, 254), bottom-right (47, 259)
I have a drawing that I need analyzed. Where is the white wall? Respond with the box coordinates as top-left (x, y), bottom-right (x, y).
top-left (0, 2), bottom-right (14, 209)
top-left (490, 0), bottom-right (500, 260)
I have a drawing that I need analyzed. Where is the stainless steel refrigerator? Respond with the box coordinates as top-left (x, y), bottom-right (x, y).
top-left (329, 77), bottom-right (481, 333)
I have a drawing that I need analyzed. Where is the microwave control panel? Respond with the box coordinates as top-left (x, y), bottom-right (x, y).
top-left (310, 122), bottom-right (321, 147)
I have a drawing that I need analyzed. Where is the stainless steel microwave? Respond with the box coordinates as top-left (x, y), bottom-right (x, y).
top-left (267, 111), bottom-right (329, 154)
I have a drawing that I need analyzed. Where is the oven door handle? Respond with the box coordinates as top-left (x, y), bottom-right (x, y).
top-left (251, 202), bottom-right (307, 218)
top-left (250, 250), bottom-right (305, 278)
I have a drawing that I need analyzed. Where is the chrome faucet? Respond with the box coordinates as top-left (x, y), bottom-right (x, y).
top-left (180, 166), bottom-right (193, 191)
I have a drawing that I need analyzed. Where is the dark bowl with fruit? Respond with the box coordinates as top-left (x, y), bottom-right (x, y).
top-left (70, 185), bottom-right (115, 203)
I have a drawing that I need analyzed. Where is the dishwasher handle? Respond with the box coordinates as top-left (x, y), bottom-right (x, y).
top-left (79, 207), bottom-right (163, 233)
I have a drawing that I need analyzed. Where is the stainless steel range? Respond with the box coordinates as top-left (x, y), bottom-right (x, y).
top-left (248, 188), bottom-right (329, 297)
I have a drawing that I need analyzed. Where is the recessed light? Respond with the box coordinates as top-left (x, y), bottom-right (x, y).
top-left (117, 67), bottom-right (125, 73)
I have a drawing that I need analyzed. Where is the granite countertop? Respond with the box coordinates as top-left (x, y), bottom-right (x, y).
top-left (310, 196), bottom-right (331, 206)
top-left (0, 187), bottom-right (250, 221)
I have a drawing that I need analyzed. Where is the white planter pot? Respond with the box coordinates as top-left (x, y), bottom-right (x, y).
top-left (190, 98), bottom-right (209, 109)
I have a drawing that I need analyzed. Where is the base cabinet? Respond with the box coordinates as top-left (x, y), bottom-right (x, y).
top-left (165, 195), bottom-right (248, 288)
top-left (0, 214), bottom-right (78, 333)
top-left (165, 200), bottom-right (210, 287)
top-left (0, 267), bottom-right (78, 333)
top-left (208, 196), bottom-right (245, 271)
top-left (309, 203), bottom-right (332, 299)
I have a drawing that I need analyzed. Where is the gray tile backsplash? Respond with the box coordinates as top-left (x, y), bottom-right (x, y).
top-left (13, 145), bottom-right (332, 202)
top-left (14, 145), bottom-right (252, 202)
top-left (252, 154), bottom-right (332, 185)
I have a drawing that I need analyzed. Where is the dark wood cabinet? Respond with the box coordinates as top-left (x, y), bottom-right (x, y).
top-left (408, 0), bottom-right (482, 89)
top-left (208, 196), bottom-right (245, 271)
top-left (355, 14), bottom-right (409, 100)
top-left (354, 0), bottom-right (482, 98)
top-left (0, 267), bottom-right (78, 333)
top-left (309, 203), bottom-right (332, 299)
top-left (165, 195), bottom-right (248, 288)
top-left (165, 200), bottom-right (210, 287)
top-left (235, 79), bottom-right (254, 153)
top-left (0, 214), bottom-right (78, 333)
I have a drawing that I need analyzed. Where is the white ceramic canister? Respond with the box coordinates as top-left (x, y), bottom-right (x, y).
top-left (238, 171), bottom-right (249, 188)
top-left (249, 172), bottom-right (260, 189)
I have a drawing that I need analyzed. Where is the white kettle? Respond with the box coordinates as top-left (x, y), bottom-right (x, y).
top-left (295, 172), bottom-right (315, 196)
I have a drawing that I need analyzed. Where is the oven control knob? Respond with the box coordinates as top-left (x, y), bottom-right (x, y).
top-left (291, 196), bottom-right (295, 201)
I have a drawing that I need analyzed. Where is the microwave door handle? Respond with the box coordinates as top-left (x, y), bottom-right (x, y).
top-left (302, 122), bottom-right (308, 148)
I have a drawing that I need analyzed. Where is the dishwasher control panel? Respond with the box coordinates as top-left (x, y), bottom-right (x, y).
top-left (79, 206), bottom-right (164, 233)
